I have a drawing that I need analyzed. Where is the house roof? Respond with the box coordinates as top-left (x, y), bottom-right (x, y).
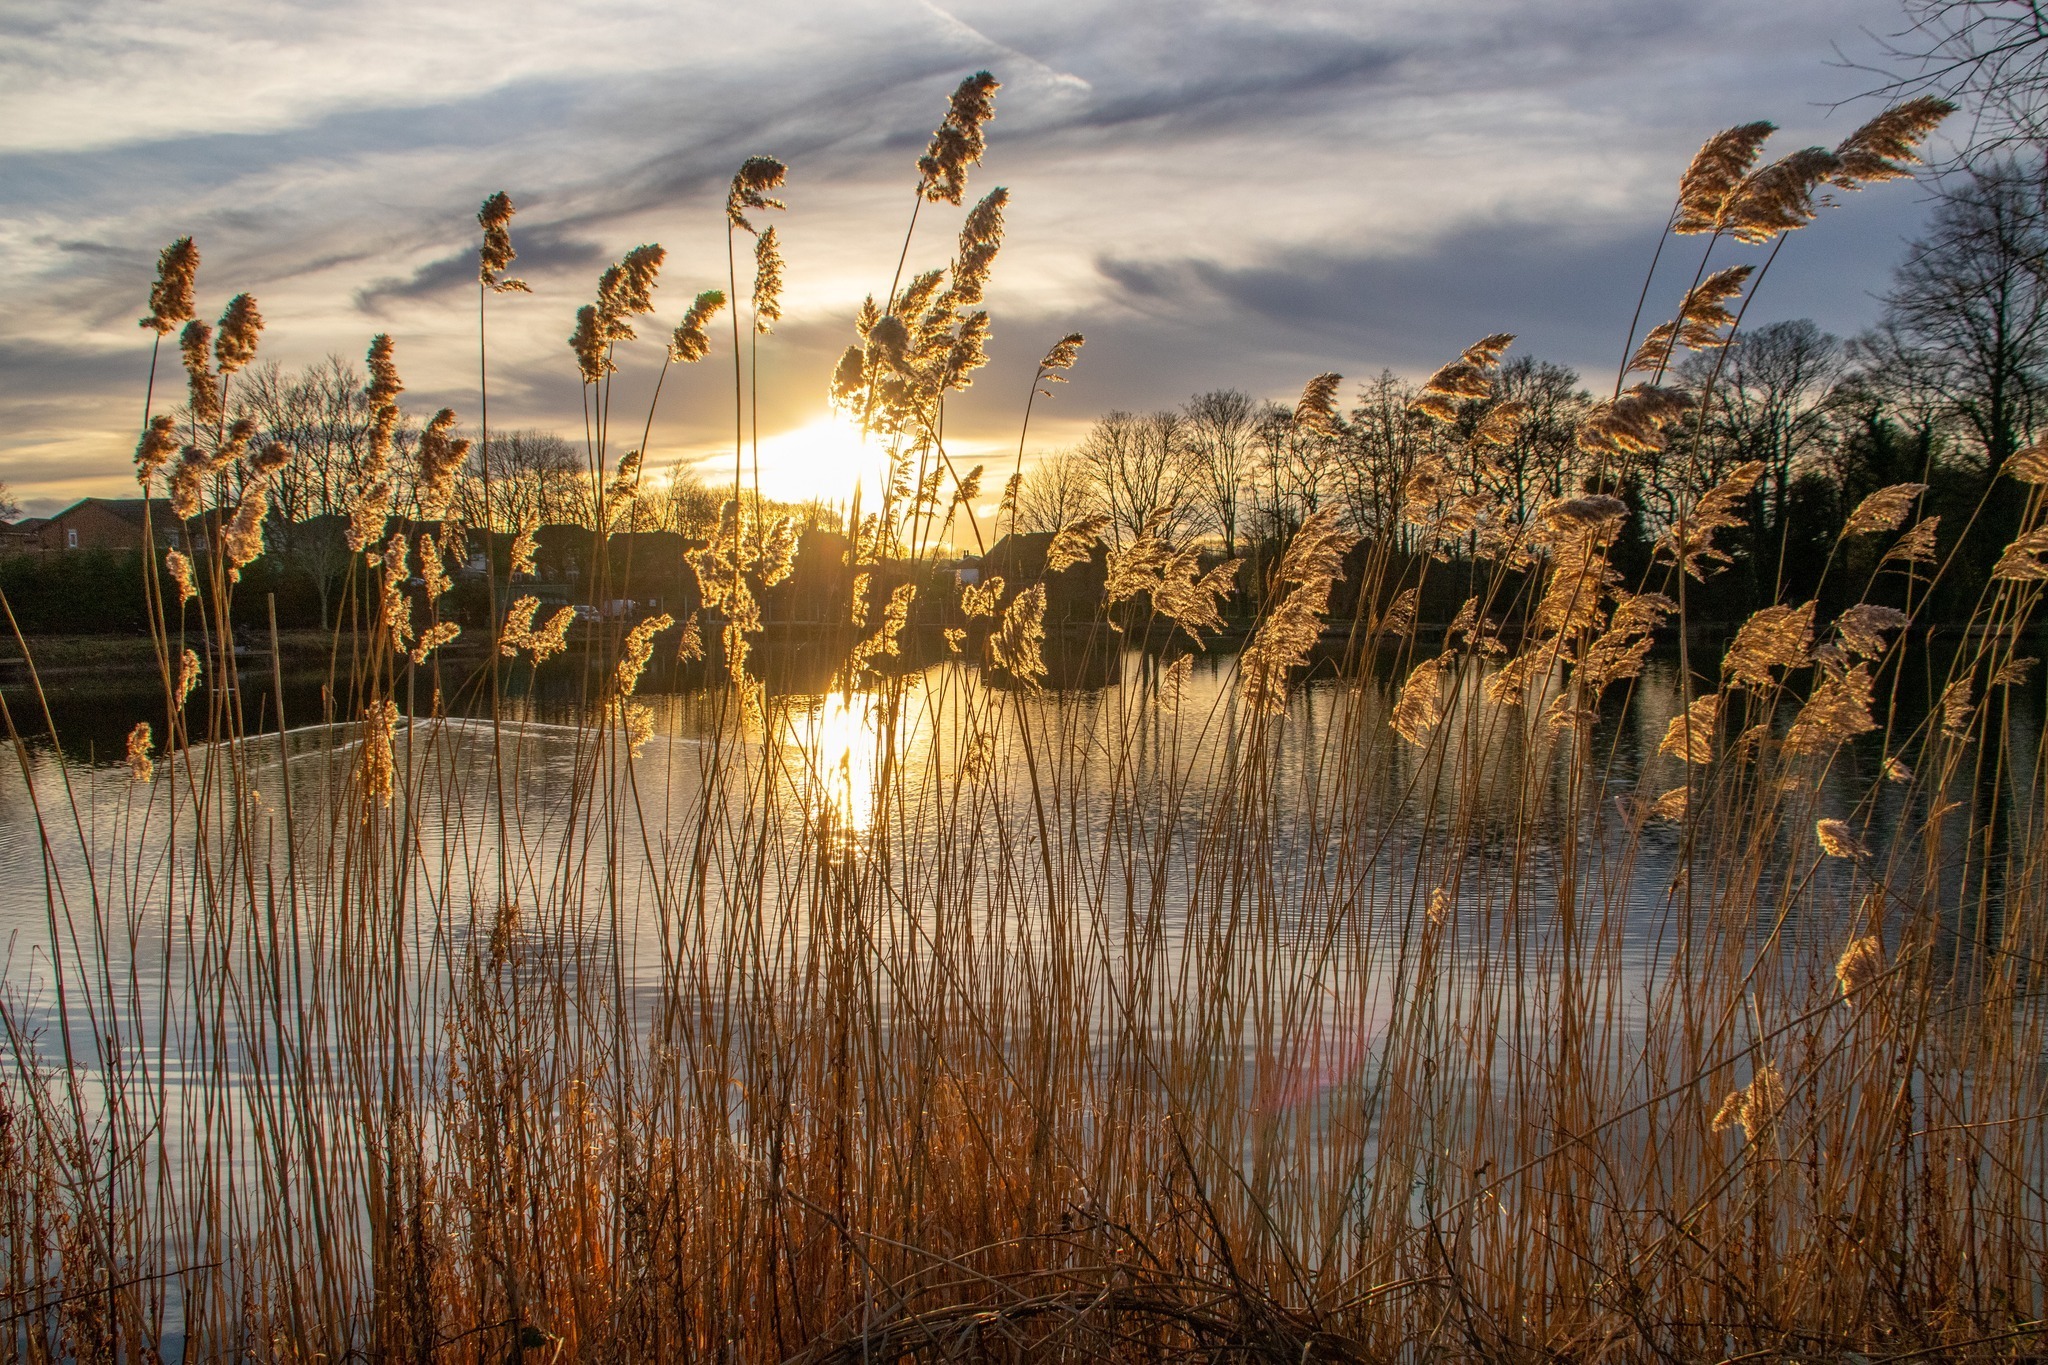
top-left (48, 497), bottom-right (184, 528)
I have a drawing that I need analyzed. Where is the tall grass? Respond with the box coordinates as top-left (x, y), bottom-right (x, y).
top-left (4, 82), bottom-right (2047, 1363)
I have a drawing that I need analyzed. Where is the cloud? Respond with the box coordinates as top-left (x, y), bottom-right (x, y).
top-left (354, 223), bottom-right (610, 312)
top-left (0, 0), bottom-right (1944, 506)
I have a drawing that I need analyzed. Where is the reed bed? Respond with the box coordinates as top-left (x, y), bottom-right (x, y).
top-left (5, 81), bottom-right (2048, 1363)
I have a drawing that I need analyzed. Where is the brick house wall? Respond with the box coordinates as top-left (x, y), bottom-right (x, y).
top-left (34, 500), bottom-right (193, 554)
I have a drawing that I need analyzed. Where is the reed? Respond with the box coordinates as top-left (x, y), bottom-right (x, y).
top-left (4, 87), bottom-right (2047, 1365)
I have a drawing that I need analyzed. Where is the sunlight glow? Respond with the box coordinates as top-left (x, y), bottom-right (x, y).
top-left (694, 414), bottom-right (892, 509)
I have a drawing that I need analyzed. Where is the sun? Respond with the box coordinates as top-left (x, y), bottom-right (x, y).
top-left (697, 414), bottom-right (893, 508)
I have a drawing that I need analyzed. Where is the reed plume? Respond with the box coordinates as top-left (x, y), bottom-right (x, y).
top-left (2007, 442), bottom-right (2048, 483)
top-left (571, 306), bottom-right (606, 382)
top-left (1993, 525), bottom-right (2048, 580)
top-left (1038, 332), bottom-right (1085, 387)
top-left (961, 576), bottom-right (1006, 619)
top-left (408, 622), bottom-right (460, 666)
top-left (379, 532), bottom-right (413, 655)
top-left (946, 188), bottom-right (1006, 308)
top-left (365, 333), bottom-right (402, 407)
top-left (1579, 589), bottom-right (1674, 691)
top-left (1153, 554), bottom-right (1239, 644)
top-left (918, 71), bottom-right (1000, 205)
top-left (1390, 655), bottom-right (1449, 746)
top-left (669, 290), bottom-right (726, 363)
top-left (1472, 399), bottom-right (1529, 445)
top-left (1412, 338), bottom-right (1514, 422)
top-left (943, 309), bottom-right (992, 388)
top-left (180, 320), bottom-right (220, 426)
top-left (606, 448), bottom-right (644, 504)
top-left (124, 722), bottom-right (153, 783)
top-left (164, 547), bottom-right (196, 604)
top-left (726, 155), bottom-right (788, 234)
top-left (1723, 601), bottom-right (1815, 687)
top-left (849, 584), bottom-right (916, 676)
top-left (361, 701), bottom-right (399, 806)
top-left (611, 614), bottom-right (674, 700)
top-left (1240, 507), bottom-right (1357, 715)
top-left (1659, 459), bottom-right (1762, 579)
top-left (496, 597), bottom-right (574, 665)
top-left (1627, 265), bottom-right (1752, 373)
top-left (1882, 516), bottom-right (1940, 569)
top-left (477, 191), bottom-right (530, 293)
top-left (1714, 1065), bottom-right (1784, 1142)
top-left (528, 609), bottom-right (577, 663)
top-left (623, 702), bottom-right (655, 756)
top-left (1943, 676), bottom-right (1977, 738)
top-left (1160, 652), bottom-right (1192, 710)
top-left (751, 228), bottom-right (783, 333)
top-left (1294, 372), bottom-right (1343, 433)
top-left (169, 418), bottom-right (254, 518)
top-left (349, 335), bottom-right (403, 551)
top-left (1047, 513), bottom-right (1110, 573)
top-left (213, 293), bottom-right (263, 374)
top-left (1832, 97), bottom-right (1955, 188)
top-left (509, 525), bottom-right (537, 578)
top-left (1815, 817), bottom-right (1867, 859)
top-left (417, 534), bottom-right (451, 601)
top-left (1720, 146), bottom-right (1843, 243)
top-left (141, 236), bottom-right (200, 334)
top-left (1659, 692), bottom-right (1722, 764)
top-left (1835, 935), bottom-right (1885, 1002)
top-left (1833, 603), bottom-right (1909, 659)
top-left (1842, 482), bottom-right (1926, 536)
top-left (223, 483), bottom-right (270, 570)
top-left (175, 647), bottom-right (200, 705)
top-left (573, 245), bottom-right (667, 380)
top-left (1784, 663), bottom-right (1878, 753)
top-left (1579, 383), bottom-right (1693, 462)
top-left (134, 414), bottom-right (176, 486)
top-left (987, 582), bottom-right (1046, 687)
top-left (1674, 121), bottom-right (1777, 233)
top-left (1384, 587), bottom-right (1421, 638)
top-left (414, 408), bottom-right (469, 520)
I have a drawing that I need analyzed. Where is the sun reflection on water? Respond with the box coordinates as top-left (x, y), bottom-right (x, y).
top-left (782, 689), bottom-right (886, 833)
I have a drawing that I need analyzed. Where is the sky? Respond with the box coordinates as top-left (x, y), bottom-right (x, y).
top-left (0, 0), bottom-right (1952, 518)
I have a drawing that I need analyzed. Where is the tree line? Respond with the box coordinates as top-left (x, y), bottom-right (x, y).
top-left (1014, 157), bottom-right (2048, 622)
top-left (131, 154), bottom-right (2048, 633)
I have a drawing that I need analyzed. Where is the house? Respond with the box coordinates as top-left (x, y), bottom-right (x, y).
top-left (34, 498), bottom-right (195, 554)
top-left (0, 517), bottom-right (47, 554)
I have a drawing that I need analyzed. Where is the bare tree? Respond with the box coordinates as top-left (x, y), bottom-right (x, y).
top-left (1249, 402), bottom-right (1340, 541)
top-left (1075, 410), bottom-right (1194, 543)
top-left (234, 356), bottom-right (379, 626)
top-left (1676, 320), bottom-right (1847, 529)
top-left (1013, 449), bottom-right (1100, 535)
top-left (1182, 389), bottom-right (1258, 554)
top-left (1876, 1), bottom-right (2048, 160)
top-left (237, 355), bottom-right (376, 524)
top-left (466, 430), bottom-right (592, 530)
top-left (1333, 371), bottom-right (1432, 543)
top-left (1860, 160), bottom-right (2048, 475)
top-left (1481, 357), bottom-right (1592, 523)
top-left (658, 466), bottom-right (722, 536)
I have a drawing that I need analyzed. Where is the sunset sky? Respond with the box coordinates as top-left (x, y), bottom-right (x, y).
top-left (0, 0), bottom-right (1947, 517)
